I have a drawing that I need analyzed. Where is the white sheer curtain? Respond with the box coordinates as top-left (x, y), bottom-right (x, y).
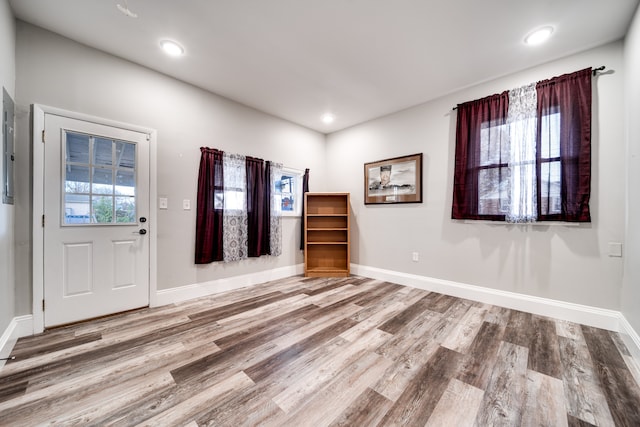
top-left (222, 153), bottom-right (248, 261)
top-left (270, 162), bottom-right (283, 256)
top-left (507, 83), bottom-right (538, 223)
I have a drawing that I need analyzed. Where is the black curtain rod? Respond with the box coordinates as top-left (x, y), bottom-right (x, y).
top-left (452, 66), bottom-right (606, 110)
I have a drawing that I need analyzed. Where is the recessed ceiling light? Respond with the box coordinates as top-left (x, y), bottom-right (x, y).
top-left (524, 26), bottom-right (554, 46)
top-left (160, 40), bottom-right (184, 56)
top-left (321, 113), bottom-right (335, 124)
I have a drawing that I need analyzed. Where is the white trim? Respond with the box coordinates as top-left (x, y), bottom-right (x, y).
top-left (154, 264), bottom-right (304, 306)
top-left (148, 129), bottom-right (159, 307)
top-left (619, 315), bottom-right (640, 366)
top-left (351, 263), bottom-right (621, 330)
top-left (0, 316), bottom-right (34, 368)
top-left (279, 166), bottom-right (303, 217)
top-left (32, 105), bottom-right (45, 334)
top-left (32, 104), bottom-right (157, 333)
top-left (352, 263), bottom-right (640, 365)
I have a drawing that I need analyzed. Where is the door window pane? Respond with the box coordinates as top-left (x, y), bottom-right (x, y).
top-left (65, 194), bottom-right (91, 223)
top-left (115, 169), bottom-right (135, 195)
top-left (63, 131), bottom-right (137, 225)
top-left (116, 196), bottom-right (136, 223)
top-left (66, 132), bottom-right (90, 164)
top-left (116, 141), bottom-right (136, 168)
top-left (93, 137), bottom-right (113, 166)
top-left (65, 165), bottom-right (90, 193)
top-left (92, 196), bottom-right (114, 223)
top-left (92, 168), bottom-right (113, 194)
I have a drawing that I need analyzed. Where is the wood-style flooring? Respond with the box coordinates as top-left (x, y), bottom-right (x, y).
top-left (1, 276), bottom-right (640, 426)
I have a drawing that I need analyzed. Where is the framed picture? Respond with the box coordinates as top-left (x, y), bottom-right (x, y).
top-left (274, 166), bottom-right (303, 216)
top-left (364, 153), bottom-right (423, 204)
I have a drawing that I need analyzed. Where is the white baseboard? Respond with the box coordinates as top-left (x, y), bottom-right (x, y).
top-left (351, 264), bottom-right (622, 331)
top-left (0, 315), bottom-right (34, 368)
top-left (619, 314), bottom-right (640, 362)
top-left (7, 263), bottom-right (640, 372)
top-left (352, 263), bottom-right (640, 366)
top-left (155, 264), bottom-right (305, 306)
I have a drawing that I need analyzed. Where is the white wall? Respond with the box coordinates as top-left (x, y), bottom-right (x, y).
top-left (10, 18), bottom-right (635, 323)
top-left (622, 6), bottom-right (640, 332)
top-left (14, 22), bottom-right (327, 315)
top-left (0, 0), bottom-right (16, 333)
top-left (327, 42), bottom-right (626, 310)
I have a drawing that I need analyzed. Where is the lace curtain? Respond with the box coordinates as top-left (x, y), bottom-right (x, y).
top-left (222, 153), bottom-right (248, 262)
top-left (507, 83), bottom-right (538, 223)
top-left (270, 162), bottom-right (283, 256)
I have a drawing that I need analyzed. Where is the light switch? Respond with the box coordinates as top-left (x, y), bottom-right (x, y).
top-left (159, 197), bottom-right (168, 210)
top-left (608, 242), bottom-right (623, 257)
top-left (183, 199), bottom-right (191, 210)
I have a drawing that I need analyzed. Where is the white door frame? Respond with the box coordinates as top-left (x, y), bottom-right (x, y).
top-left (32, 104), bottom-right (158, 334)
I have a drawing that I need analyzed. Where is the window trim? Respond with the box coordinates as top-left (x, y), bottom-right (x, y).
top-left (2, 87), bottom-right (14, 205)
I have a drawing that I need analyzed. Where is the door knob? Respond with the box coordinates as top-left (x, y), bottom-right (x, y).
top-left (133, 229), bottom-right (147, 235)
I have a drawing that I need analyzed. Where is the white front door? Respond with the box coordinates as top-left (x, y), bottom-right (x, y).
top-left (43, 113), bottom-right (150, 327)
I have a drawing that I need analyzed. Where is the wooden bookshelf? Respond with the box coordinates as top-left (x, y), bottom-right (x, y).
top-left (304, 193), bottom-right (350, 277)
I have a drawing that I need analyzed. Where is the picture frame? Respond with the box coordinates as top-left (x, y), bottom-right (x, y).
top-left (274, 166), bottom-right (304, 216)
top-left (364, 153), bottom-right (423, 204)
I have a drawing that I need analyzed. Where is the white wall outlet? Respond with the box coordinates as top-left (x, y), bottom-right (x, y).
top-left (608, 242), bottom-right (623, 257)
top-left (183, 199), bottom-right (191, 210)
top-left (412, 252), bottom-right (419, 262)
top-left (159, 197), bottom-right (168, 210)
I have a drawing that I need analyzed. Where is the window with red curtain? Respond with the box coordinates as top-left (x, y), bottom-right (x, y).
top-left (452, 68), bottom-right (592, 222)
top-left (196, 149), bottom-right (284, 264)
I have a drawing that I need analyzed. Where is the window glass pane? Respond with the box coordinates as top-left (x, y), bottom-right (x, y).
top-left (65, 165), bottom-right (90, 193)
top-left (214, 190), bottom-right (224, 210)
top-left (281, 194), bottom-right (295, 212)
top-left (541, 112), bottom-right (560, 158)
top-left (66, 132), bottom-right (90, 164)
top-left (279, 176), bottom-right (293, 193)
top-left (480, 122), bottom-right (509, 166)
top-left (93, 137), bottom-right (113, 166)
top-left (277, 175), bottom-right (296, 212)
top-left (115, 141), bottom-right (136, 169)
top-left (92, 167), bottom-right (113, 194)
top-left (478, 167), bottom-right (510, 215)
top-left (64, 194), bottom-right (91, 224)
top-left (540, 161), bottom-right (562, 214)
top-left (92, 196), bottom-right (114, 223)
top-left (224, 190), bottom-right (245, 211)
top-left (115, 196), bottom-right (136, 223)
top-left (509, 117), bottom-right (537, 162)
top-left (116, 169), bottom-right (135, 195)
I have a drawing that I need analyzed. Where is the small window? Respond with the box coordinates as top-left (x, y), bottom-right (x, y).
top-left (63, 131), bottom-right (137, 225)
top-left (274, 167), bottom-right (303, 216)
top-left (2, 88), bottom-right (15, 205)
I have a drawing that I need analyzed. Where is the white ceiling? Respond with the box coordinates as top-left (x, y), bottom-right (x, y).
top-left (9, 0), bottom-right (639, 133)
